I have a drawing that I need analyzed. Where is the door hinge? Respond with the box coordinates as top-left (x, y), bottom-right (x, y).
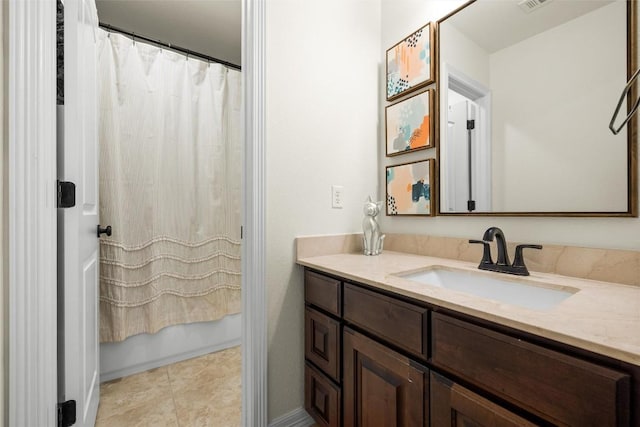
top-left (466, 119), bottom-right (475, 130)
top-left (57, 400), bottom-right (76, 427)
top-left (57, 181), bottom-right (76, 208)
top-left (240, 226), bottom-right (243, 239)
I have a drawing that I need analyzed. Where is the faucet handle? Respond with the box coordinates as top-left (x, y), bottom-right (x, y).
top-left (469, 239), bottom-right (493, 266)
top-left (512, 244), bottom-right (543, 275)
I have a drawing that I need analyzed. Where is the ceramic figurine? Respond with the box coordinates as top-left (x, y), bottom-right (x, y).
top-left (363, 196), bottom-right (385, 256)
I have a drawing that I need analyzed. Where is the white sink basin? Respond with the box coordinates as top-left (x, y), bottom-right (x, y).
top-left (396, 267), bottom-right (577, 311)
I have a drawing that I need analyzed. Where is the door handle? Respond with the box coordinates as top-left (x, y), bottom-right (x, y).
top-left (97, 225), bottom-right (112, 238)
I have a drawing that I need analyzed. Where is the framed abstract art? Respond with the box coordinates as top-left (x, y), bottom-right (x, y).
top-left (385, 89), bottom-right (433, 156)
top-left (386, 159), bottom-right (435, 216)
top-left (386, 22), bottom-right (435, 101)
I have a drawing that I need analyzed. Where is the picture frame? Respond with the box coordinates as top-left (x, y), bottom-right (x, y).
top-left (385, 89), bottom-right (434, 156)
top-left (386, 22), bottom-right (435, 101)
top-left (386, 159), bottom-right (435, 216)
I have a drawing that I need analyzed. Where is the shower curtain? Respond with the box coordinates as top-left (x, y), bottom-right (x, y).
top-left (97, 30), bottom-right (242, 342)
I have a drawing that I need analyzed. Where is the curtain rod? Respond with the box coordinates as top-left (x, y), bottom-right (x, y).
top-left (98, 22), bottom-right (241, 71)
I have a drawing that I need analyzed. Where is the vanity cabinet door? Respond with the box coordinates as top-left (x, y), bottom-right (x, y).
top-left (343, 327), bottom-right (427, 427)
top-left (431, 372), bottom-right (538, 427)
top-left (306, 362), bottom-right (342, 427)
top-left (305, 306), bottom-right (341, 383)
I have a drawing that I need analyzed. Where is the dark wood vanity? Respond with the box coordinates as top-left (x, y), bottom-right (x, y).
top-left (303, 268), bottom-right (639, 426)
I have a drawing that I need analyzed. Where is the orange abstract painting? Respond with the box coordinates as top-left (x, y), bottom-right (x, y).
top-left (386, 159), bottom-right (435, 216)
top-left (386, 23), bottom-right (434, 100)
top-left (386, 89), bottom-right (433, 156)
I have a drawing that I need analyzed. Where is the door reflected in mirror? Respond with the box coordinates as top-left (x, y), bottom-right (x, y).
top-left (437, 0), bottom-right (636, 215)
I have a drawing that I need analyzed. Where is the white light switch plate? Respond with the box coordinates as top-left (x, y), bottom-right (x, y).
top-left (332, 185), bottom-right (344, 209)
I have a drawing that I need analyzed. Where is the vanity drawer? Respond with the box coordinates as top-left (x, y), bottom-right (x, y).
top-left (305, 362), bottom-right (342, 427)
top-left (305, 306), bottom-right (341, 383)
top-left (343, 283), bottom-right (428, 360)
top-left (305, 270), bottom-right (342, 317)
top-left (431, 313), bottom-right (630, 426)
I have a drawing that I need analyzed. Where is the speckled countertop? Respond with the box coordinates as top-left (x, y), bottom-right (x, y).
top-left (297, 250), bottom-right (640, 366)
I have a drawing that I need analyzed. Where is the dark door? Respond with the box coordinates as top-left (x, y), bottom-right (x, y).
top-left (343, 327), bottom-right (427, 427)
top-left (430, 372), bottom-right (538, 427)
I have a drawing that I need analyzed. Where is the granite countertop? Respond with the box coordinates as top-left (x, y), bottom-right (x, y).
top-left (297, 250), bottom-right (640, 366)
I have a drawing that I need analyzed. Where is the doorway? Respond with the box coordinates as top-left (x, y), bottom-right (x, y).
top-left (57, 1), bottom-right (243, 425)
top-left (440, 64), bottom-right (492, 213)
top-left (6, 0), bottom-right (267, 425)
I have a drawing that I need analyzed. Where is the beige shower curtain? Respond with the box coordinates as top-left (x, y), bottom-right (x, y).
top-left (97, 30), bottom-right (241, 342)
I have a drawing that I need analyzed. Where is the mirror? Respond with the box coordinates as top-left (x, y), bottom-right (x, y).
top-left (437, 0), bottom-right (637, 216)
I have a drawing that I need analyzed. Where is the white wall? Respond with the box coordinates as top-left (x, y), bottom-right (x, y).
top-left (380, 0), bottom-right (640, 252)
top-left (266, 0), bottom-right (380, 420)
top-left (1, 1), bottom-right (6, 424)
top-left (95, 1), bottom-right (241, 66)
top-left (489, 2), bottom-right (626, 212)
top-left (439, 23), bottom-right (490, 87)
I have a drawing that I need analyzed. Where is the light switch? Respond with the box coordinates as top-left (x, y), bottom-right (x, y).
top-left (332, 185), bottom-right (344, 209)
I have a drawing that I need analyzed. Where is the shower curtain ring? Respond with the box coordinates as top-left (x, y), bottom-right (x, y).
top-left (132, 33), bottom-right (136, 46)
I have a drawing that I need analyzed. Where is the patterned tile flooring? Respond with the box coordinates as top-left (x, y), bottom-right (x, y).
top-left (95, 346), bottom-right (241, 427)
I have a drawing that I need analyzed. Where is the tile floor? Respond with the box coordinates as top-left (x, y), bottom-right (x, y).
top-left (95, 346), bottom-right (241, 427)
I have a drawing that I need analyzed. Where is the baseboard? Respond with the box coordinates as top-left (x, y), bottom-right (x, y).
top-left (100, 337), bottom-right (241, 382)
top-left (268, 407), bottom-right (315, 427)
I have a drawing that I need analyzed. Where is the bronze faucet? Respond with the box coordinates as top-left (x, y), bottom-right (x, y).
top-left (469, 227), bottom-right (542, 276)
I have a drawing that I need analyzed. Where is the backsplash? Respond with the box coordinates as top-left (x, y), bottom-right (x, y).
top-left (296, 233), bottom-right (364, 259)
top-left (296, 233), bottom-right (640, 287)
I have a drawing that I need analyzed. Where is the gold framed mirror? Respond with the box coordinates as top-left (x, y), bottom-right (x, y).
top-left (435, 0), bottom-right (637, 216)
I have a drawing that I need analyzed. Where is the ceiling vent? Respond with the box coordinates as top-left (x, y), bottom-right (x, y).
top-left (518, 0), bottom-right (553, 13)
